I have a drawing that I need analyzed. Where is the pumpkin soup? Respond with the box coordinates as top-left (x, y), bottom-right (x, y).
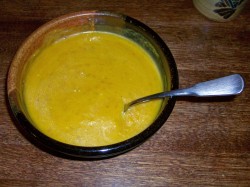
top-left (23, 31), bottom-right (163, 146)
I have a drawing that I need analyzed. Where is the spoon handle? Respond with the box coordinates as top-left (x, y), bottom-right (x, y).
top-left (184, 73), bottom-right (245, 97)
top-left (124, 74), bottom-right (245, 111)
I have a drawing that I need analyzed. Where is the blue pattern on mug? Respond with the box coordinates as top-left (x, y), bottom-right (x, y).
top-left (214, 0), bottom-right (245, 19)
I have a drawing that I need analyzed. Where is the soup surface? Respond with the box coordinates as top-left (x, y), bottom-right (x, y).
top-left (24, 31), bottom-right (163, 146)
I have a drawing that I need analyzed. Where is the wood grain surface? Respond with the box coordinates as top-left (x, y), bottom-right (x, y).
top-left (1, 0), bottom-right (249, 186)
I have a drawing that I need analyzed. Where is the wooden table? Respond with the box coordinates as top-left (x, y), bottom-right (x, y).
top-left (1, 1), bottom-right (249, 186)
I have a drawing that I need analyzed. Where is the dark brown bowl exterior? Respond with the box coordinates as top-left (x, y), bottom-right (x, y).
top-left (7, 11), bottom-right (178, 159)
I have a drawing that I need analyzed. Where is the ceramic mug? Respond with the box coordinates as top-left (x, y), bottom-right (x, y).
top-left (193, 0), bottom-right (248, 22)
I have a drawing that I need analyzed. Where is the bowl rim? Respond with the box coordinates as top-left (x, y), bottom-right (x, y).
top-left (7, 10), bottom-right (179, 159)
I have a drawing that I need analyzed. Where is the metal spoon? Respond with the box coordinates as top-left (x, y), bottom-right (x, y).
top-left (124, 74), bottom-right (245, 112)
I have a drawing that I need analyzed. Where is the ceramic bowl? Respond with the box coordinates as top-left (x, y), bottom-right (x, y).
top-left (7, 11), bottom-right (178, 159)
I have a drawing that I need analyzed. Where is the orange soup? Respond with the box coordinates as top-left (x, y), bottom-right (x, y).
top-left (23, 31), bottom-right (163, 146)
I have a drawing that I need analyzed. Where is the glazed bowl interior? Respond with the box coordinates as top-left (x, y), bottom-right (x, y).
top-left (7, 11), bottom-right (178, 159)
